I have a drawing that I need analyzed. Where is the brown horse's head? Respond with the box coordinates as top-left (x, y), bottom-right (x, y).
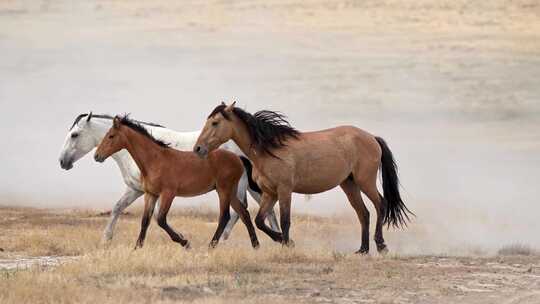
top-left (194, 102), bottom-right (236, 158)
top-left (94, 117), bottom-right (127, 163)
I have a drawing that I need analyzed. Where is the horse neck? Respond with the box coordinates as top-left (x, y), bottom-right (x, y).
top-left (87, 119), bottom-right (126, 164)
top-left (85, 118), bottom-right (110, 145)
top-left (230, 117), bottom-right (259, 162)
top-left (121, 127), bottom-right (163, 177)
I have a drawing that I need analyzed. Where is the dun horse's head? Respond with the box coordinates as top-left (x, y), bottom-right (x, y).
top-left (94, 117), bottom-right (126, 163)
top-left (194, 102), bottom-right (236, 158)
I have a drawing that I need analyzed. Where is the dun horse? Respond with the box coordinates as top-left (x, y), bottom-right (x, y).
top-left (94, 115), bottom-right (259, 249)
top-left (194, 102), bottom-right (413, 254)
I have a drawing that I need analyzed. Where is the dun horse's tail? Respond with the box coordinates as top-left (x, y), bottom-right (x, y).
top-left (375, 136), bottom-right (413, 228)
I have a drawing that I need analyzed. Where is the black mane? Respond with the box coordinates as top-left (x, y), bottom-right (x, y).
top-left (118, 115), bottom-right (170, 148)
top-left (209, 104), bottom-right (299, 157)
top-left (69, 113), bottom-right (164, 130)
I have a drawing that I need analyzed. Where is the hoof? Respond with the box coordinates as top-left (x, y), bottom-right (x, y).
top-left (272, 232), bottom-right (284, 243)
top-left (356, 247), bottom-right (369, 255)
top-left (133, 241), bottom-right (143, 250)
top-left (208, 240), bottom-right (218, 249)
top-left (183, 240), bottom-right (191, 250)
top-left (282, 239), bottom-right (295, 248)
top-left (100, 238), bottom-right (112, 248)
top-left (377, 244), bottom-right (388, 255)
top-left (102, 234), bottom-right (113, 243)
top-left (252, 240), bottom-right (260, 250)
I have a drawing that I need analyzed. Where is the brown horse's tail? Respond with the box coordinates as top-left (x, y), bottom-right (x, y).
top-left (375, 136), bottom-right (414, 228)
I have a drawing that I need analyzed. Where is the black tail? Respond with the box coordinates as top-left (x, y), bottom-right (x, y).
top-left (239, 156), bottom-right (262, 194)
top-left (375, 136), bottom-right (413, 228)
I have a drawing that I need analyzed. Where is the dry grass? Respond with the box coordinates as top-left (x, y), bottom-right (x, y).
top-left (498, 243), bottom-right (538, 256)
top-left (1, 206), bottom-right (540, 304)
top-left (0, 206), bottom-right (345, 303)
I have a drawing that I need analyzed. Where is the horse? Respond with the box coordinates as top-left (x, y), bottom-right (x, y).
top-left (58, 113), bottom-right (280, 242)
top-left (93, 115), bottom-right (260, 249)
top-left (194, 102), bottom-right (413, 254)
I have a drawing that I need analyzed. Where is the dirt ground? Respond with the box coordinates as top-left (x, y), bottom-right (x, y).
top-left (0, 206), bottom-right (539, 304)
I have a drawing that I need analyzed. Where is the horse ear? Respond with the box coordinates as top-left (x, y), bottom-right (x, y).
top-left (224, 101), bottom-right (236, 112)
top-left (221, 101), bottom-right (226, 106)
top-left (113, 116), bottom-right (121, 128)
top-left (87, 112), bottom-right (93, 122)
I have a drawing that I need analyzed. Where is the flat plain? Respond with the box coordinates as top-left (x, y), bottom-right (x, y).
top-left (1, 206), bottom-right (539, 304)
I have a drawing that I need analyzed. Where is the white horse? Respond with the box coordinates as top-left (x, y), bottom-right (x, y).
top-left (59, 113), bottom-right (280, 242)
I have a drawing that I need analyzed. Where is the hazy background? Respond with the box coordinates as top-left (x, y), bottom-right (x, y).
top-left (1, 0), bottom-right (539, 254)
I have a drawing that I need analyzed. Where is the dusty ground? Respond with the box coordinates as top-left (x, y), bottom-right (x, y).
top-left (0, 206), bottom-right (539, 304)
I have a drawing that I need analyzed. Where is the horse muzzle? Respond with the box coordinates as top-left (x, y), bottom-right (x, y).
top-left (94, 153), bottom-right (106, 163)
top-left (193, 145), bottom-right (209, 159)
top-left (59, 158), bottom-right (73, 170)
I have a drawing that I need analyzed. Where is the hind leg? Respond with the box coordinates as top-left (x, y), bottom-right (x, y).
top-left (340, 177), bottom-right (370, 254)
top-left (222, 175), bottom-right (247, 240)
top-left (230, 195), bottom-right (260, 249)
top-left (355, 174), bottom-right (388, 254)
top-left (156, 191), bottom-right (190, 249)
top-left (209, 184), bottom-right (234, 248)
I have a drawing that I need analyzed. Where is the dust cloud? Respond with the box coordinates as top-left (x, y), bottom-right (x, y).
top-left (0, 1), bottom-right (539, 255)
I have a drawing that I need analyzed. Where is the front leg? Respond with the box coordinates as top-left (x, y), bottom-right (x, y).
top-left (103, 188), bottom-right (143, 242)
top-left (278, 188), bottom-right (294, 247)
top-left (135, 193), bottom-right (158, 249)
top-left (156, 191), bottom-right (190, 249)
top-left (254, 192), bottom-right (283, 243)
top-left (248, 188), bottom-right (281, 234)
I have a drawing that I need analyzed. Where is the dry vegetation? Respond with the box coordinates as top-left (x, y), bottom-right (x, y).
top-left (1, 206), bottom-right (539, 304)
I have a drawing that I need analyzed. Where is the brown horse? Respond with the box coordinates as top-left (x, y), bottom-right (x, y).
top-left (94, 115), bottom-right (259, 250)
top-left (194, 102), bottom-right (413, 254)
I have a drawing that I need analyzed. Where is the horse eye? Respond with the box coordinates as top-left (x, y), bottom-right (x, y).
top-left (108, 135), bottom-right (114, 139)
top-left (71, 133), bottom-right (79, 139)
top-left (212, 121), bottom-right (219, 127)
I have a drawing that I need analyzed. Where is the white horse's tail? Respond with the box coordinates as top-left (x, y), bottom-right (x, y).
top-left (239, 156), bottom-right (261, 194)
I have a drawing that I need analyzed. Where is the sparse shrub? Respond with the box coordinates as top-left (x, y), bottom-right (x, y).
top-left (498, 244), bottom-right (537, 256)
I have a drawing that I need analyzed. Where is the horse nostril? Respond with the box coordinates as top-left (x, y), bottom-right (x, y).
top-left (60, 159), bottom-right (64, 166)
top-left (195, 146), bottom-right (201, 153)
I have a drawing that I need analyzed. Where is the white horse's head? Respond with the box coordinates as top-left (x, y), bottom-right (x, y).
top-left (59, 112), bottom-right (103, 170)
